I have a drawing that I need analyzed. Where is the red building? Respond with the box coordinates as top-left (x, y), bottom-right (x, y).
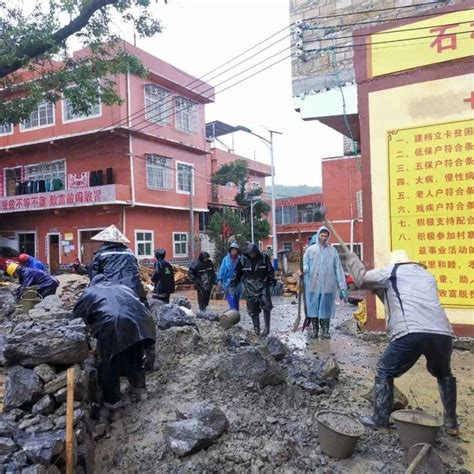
top-left (0, 41), bottom-right (214, 270)
top-left (276, 154), bottom-right (363, 266)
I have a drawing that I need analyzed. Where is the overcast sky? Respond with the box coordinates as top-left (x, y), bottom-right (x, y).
top-left (108, 0), bottom-right (343, 188)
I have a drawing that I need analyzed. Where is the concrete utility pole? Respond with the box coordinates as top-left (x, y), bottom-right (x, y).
top-left (189, 167), bottom-right (195, 260)
top-left (268, 129), bottom-right (280, 270)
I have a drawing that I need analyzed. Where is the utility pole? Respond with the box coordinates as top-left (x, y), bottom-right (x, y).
top-left (189, 167), bottom-right (195, 260)
top-left (269, 130), bottom-right (278, 270)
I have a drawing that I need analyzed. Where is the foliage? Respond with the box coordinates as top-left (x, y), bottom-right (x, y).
top-left (0, 0), bottom-right (163, 125)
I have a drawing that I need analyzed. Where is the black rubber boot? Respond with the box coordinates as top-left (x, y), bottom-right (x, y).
top-left (320, 319), bottom-right (330, 339)
top-left (361, 376), bottom-right (394, 429)
top-left (311, 318), bottom-right (319, 339)
top-left (261, 311), bottom-right (271, 338)
top-left (250, 314), bottom-right (260, 336)
top-left (438, 376), bottom-right (458, 435)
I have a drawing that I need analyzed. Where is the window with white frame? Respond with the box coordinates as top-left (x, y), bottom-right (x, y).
top-left (175, 96), bottom-right (197, 133)
top-left (63, 94), bottom-right (101, 122)
top-left (252, 181), bottom-right (260, 190)
top-left (356, 190), bottom-right (363, 218)
top-left (25, 160), bottom-right (66, 186)
top-left (173, 233), bottom-right (188, 257)
top-left (0, 123), bottom-right (12, 135)
top-left (146, 155), bottom-right (173, 190)
top-left (135, 231), bottom-right (154, 258)
top-left (144, 84), bottom-right (170, 124)
top-left (21, 101), bottom-right (54, 130)
top-left (283, 242), bottom-right (293, 253)
top-left (176, 162), bottom-right (193, 193)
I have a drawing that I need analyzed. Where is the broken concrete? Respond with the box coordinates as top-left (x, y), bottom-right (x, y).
top-left (4, 366), bottom-right (43, 410)
top-left (265, 336), bottom-right (287, 361)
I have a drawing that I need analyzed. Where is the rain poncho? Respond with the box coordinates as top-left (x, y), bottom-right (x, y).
top-left (16, 267), bottom-right (59, 299)
top-left (89, 242), bottom-right (146, 302)
top-left (23, 256), bottom-right (45, 271)
top-left (189, 252), bottom-right (217, 310)
top-left (303, 226), bottom-right (347, 320)
top-left (218, 243), bottom-right (242, 310)
top-left (151, 249), bottom-right (175, 297)
top-left (73, 277), bottom-right (156, 363)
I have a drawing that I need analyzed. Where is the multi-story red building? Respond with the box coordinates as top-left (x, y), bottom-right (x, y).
top-left (0, 41), bottom-right (214, 270)
top-left (276, 154), bottom-right (363, 266)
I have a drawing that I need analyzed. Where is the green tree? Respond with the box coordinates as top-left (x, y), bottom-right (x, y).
top-left (0, 0), bottom-right (163, 125)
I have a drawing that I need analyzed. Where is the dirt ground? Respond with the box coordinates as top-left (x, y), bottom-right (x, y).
top-left (94, 290), bottom-right (473, 473)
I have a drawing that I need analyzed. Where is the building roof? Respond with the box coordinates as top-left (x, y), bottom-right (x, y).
top-left (276, 193), bottom-right (323, 207)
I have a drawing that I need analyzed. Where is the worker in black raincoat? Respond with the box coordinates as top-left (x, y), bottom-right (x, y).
top-left (189, 252), bottom-right (217, 311)
top-left (73, 275), bottom-right (156, 408)
top-left (230, 243), bottom-right (276, 337)
top-left (88, 225), bottom-right (148, 306)
top-left (151, 248), bottom-right (175, 304)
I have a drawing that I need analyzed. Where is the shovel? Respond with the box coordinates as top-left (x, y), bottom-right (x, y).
top-left (405, 443), bottom-right (445, 474)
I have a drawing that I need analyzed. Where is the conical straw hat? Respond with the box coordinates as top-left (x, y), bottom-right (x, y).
top-left (91, 225), bottom-right (130, 244)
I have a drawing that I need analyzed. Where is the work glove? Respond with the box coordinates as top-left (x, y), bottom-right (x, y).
top-left (340, 289), bottom-right (348, 302)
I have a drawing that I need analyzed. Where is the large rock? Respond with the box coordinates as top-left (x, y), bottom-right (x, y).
top-left (0, 288), bottom-right (16, 318)
top-left (196, 310), bottom-right (220, 322)
top-left (17, 431), bottom-right (64, 465)
top-left (0, 419), bottom-right (17, 437)
top-left (4, 321), bottom-right (88, 367)
top-left (155, 304), bottom-right (197, 331)
top-left (4, 366), bottom-right (43, 410)
top-left (31, 396), bottom-right (55, 416)
top-left (265, 336), bottom-right (287, 361)
top-left (28, 308), bottom-right (72, 321)
top-left (363, 385), bottom-right (409, 411)
top-left (217, 347), bottom-right (283, 387)
top-left (34, 295), bottom-right (62, 311)
top-left (0, 436), bottom-right (17, 455)
top-left (33, 365), bottom-right (56, 384)
top-left (165, 402), bottom-right (229, 457)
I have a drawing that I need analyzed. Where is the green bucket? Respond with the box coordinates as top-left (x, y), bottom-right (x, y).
top-left (20, 288), bottom-right (43, 314)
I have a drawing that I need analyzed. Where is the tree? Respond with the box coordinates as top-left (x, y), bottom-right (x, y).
top-left (0, 0), bottom-right (163, 125)
top-left (210, 159), bottom-right (271, 263)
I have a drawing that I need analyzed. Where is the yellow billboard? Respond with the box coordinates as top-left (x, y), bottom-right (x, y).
top-left (388, 119), bottom-right (474, 308)
top-left (370, 9), bottom-right (474, 78)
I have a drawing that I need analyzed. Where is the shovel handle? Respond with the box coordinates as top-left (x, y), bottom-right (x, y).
top-left (323, 219), bottom-right (351, 255)
top-left (405, 443), bottom-right (431, 474)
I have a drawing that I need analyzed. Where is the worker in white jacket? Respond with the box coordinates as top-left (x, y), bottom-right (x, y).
top-left (346, 249), bottom-right (457, 435)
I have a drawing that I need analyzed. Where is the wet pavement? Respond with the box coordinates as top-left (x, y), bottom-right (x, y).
top-left (197, 290), bottom-right (474, 470)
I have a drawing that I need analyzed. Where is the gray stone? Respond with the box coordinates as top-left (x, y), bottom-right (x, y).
top-left (6, 449), bottom-right (28, 471)
top-left (298, 381), bottom-right (325, 395)
top-left (0, 437), bottom-right (17, 455)
top-left (34, 295), bottom-right (63, 311)
top-left (155, 304), bottom-right (197, 331)
top-left (92, 423), bottom-right (108, 441)
top-left (25, 419), bottom-right (55, 433)
top-left (0, 334), bottom-right (6, 367)
top-left (33, 364), bottom-right (56, 384)
top-left (44, 365), bottom-right (80, 395)
top-left (2, 409), bottom-right (25, 422)
top-left (363, 385), bottom-right (409, 411)
top-left (171, 296), bottom-right (192, 309)
top-left (0, 420), bottom-right (17, 437)
top-left (196, 310), bottom-right (220, 322)
top-left (166, 403), bottom-right (229, 457)
top-left (18, 416), bottom-right (43, 431)
top-left (265, 336), bottom-right (287, 361)
top-left (4, 321), bottom-right (88, 367)
top-left (4, 366), bottom-right (43, 410)
top-left (31, 396), bottom-right (55, 416)
top-left (0, 288), bottom-right (16, 318)
top-left (321, 357), bottom-right (340, 381)
top-left (19, 431), bottom-right (64, 465)
top-left (217, 347), bottom-right (284, 387)
top-left (53, 388), bottom-right (67, 404)
top-left (21, 466), bottom-right (48, 474)
top-left (28, 308), bottom-right (72, 321)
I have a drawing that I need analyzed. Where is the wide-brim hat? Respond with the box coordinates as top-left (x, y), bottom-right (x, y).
top-left (389, 250), bottom-right (413, 265)
top-left (91, 225), bottom-right (130, 244)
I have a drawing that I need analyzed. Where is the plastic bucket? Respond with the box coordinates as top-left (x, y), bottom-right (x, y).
top-left (392, 410), bottom-right (442, 448)
top-left (316, 410), bottom-right (365, 459)
top-left (219, 309), bottom-right (241, 330)
top-left (20, 289), bottom-right (43, 314)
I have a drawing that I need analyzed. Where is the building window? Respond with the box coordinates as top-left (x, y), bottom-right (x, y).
top-left (356, 190), bottom-right (363, 219)
top-left (63, 95), bottom-right (101, 123)
top-left (24, 160), bottom-right (66, 192)
top-left (175, 96), bottom-right (197, 133)
top-left (0, 123), bottom-right (12, 135)
top-left (283, 242), bottom-right (293, 253)
top-left (252, 181), bottom-right (260, 190)
top-left (21, 101), bottom-right (54, 130)
top-left (176, 162), bottom-right (193, 194)
top-left (146, 155), bottom-right (173, 190)
top-left (173, 232), bottom-right (188, 257)
top-left (135, 231), bottom-right (154, 258)
top-left (144, 84), bottom-right (170, 124)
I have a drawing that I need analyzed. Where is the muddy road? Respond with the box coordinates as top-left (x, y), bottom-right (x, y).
top-left (94, 292), bottom-right (473, 472)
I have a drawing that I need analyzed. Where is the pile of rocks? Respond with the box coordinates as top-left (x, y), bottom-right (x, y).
top-left (56, 275), bottom-right (90, 309)
top-left (0, 293), bottom-right (96, 472)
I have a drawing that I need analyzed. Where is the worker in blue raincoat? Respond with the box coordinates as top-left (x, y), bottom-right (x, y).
top-left (302, 226), bottom-right (347, 339)
top-left (6, 262), bottom-right (59, 301)
top-left (217, 242), bottom-right (242, 310)
top-left (19, 253), bottom-right (45, 271)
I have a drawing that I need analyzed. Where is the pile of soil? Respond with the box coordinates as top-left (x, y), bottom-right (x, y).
top-left (317, 412), bottom-right (364, 436)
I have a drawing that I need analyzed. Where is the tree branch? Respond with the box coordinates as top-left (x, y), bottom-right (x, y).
top-left (0, 0), bottom-right (119, 78)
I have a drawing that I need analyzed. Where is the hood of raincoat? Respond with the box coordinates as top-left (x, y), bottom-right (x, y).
top-left (73, 281), bottom-right (156, 362)
top-left (198, 251), bottom-right (210, 262)
top-left (155, 248), bottom-right (166, 259)
top-left (228, 242), bottom-right (240, 253)
top-left (315, 226), bottom-right (331, 246)
top-left (245, 243), bottom-right (260, 256)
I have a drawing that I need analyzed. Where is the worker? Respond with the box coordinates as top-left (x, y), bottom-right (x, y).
top-left (74, 275), bottom-right (156, 408)
top-left (151, 248), bottom-right (175, 304)
top-left (346, 249), bottom-right (457, 435)
top-left (302, 226), bottom-right (347, 339)
top-left (189, 252), bottom-right (217, 311)
top-left (89, 225), bottom-right (148, 306)
top-left (6, 262), bottom-right (59, 300)
top-left (217, 242), bottom-right (242, 311)
top-left (230, 243), bottom-right (275, 337)
top-left (18, 253), bottom-right (45, 271)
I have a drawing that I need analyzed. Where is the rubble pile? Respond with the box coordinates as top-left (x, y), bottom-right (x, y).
top-left (0, 289), bottom-right (97, 472)
top-left (140, 264), bottom-right (192, 291)
top-left (282, 274), bottom-right (300, 297)
top-left (56, 274), bottom-right (89, 309)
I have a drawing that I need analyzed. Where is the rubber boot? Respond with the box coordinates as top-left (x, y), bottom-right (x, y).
top-left (438, 376), bottom-right (458, 436)
top-left (360, 376), bottom-right (394, 429)
top-left (311, 318), bottom-right (319, 339)
top-left (250, 314), bottom-right (260, 336)
top-left (261, 311), bottom-right (271, 338)
top-left (320, 319), bottom-right (331, 339)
